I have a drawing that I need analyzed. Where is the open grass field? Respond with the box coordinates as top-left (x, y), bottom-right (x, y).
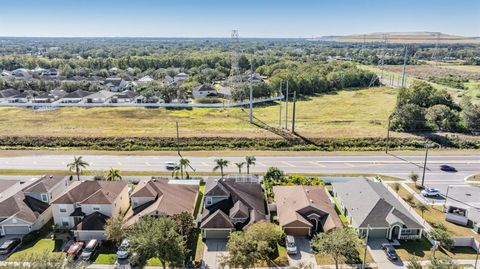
top-left (0, 87), bottom-right (398, 139)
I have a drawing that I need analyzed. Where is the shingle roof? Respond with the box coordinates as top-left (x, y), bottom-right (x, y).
top-left (0, 89), bottom-right (20, 98)
top-left (0, 180), bottom-right (19, 193)
top-left (201, 210), bottom-right (234, 229)
top-left (273, 185), bottom-right (342, 232)
top-left (124, 179), bottom-right (198, 226)
top-left (0, 192), bottom-right (49, 224)
top-left (23, 175), bottom-right (67, 193)
top-left (52, 181), bottom-right (127, 205)
top-left (193, 85), bottom-right (216, 93)
top-left (75, 212), bottom-right (109, 231)
top-left (332, 178), bottom-right (422, 229)
top-left (84, 90), bottom-right (117, 100)
top-left (63, 89), bottom-right (93, 99)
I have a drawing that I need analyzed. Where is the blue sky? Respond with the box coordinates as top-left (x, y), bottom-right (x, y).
top-left (0, 0), bottom-right (478, 37)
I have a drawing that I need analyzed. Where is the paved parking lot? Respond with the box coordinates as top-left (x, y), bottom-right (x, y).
top-left (203, 239), bottom-right (227, 269)
top-left (368, 239), bottom-right (405, 269)
top-left (287, 237), bottom-right (316, 268)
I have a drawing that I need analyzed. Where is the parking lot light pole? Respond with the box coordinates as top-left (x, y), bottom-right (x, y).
top-left (421, 142), bottom-right (429, 187)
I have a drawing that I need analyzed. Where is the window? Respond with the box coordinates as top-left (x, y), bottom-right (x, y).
top-left (206, 197), bottom-right (213, 206)
top-left (93, 206), bottom-right (101, 211)
top-left (59, 206), bottom-right (67, 213)
top-left (61, 218), bottom-right (69, 227)
top-left (41, 193), bottom-right (48, 202)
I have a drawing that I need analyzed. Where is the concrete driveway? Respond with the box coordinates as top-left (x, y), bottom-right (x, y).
top-left (287, 237), bottom-right (316, 268)
top-left (368, 239), bottom-right (405, 269)
top-left (203, 239), bottom-right (227, 269)
top-left (0, 235), bottom-right (22, 261)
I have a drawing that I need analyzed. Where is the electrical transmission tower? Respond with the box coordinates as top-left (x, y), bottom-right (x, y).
top-left (230, 30), bottom-right (242, 91)
top-left (431, 32), bottom-right (441, 64)
top-left (369, 34), bottom-right (388, 87)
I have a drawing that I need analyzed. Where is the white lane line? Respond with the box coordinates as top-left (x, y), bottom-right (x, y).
top-left (309, 161), bottom-right (326, 167)
top-left (281, 161), bottom-right (296, 167)
top-left (256, 162), bottom-right (267, 167)
top-left (145, 162), bottom-right (151, 166)
top-left (117, 162), bottom-right (122, 166)
top-left (201, 162), bottom-right (209, 166)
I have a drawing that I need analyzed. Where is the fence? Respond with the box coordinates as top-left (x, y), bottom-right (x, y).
top-left (0, 95), bottom-right (284, 109)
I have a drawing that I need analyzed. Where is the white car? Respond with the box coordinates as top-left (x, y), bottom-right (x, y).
top-left (421, 187), bottom-right (440, 197)
top-left (116, 239), bottom-right (130, 260)
top-left (285, 235), bottom-right (298, 255)
top-left (165, 162), bottom-right (177, 170)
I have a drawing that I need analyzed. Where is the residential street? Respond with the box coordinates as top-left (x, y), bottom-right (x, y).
top-left (0, 153), bottom-right (477, 187)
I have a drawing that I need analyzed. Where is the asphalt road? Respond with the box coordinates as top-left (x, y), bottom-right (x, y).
top-left (0, 153), bottom-right (478, 185)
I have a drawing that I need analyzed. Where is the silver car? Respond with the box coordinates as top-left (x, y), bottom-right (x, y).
top-left (286, 235), bottom-right (298, 255)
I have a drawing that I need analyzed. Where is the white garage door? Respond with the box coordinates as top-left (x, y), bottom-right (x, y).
top-left (3, 226), bottom-right (30, 235)
top-left (204, 229), bottom-right (231, 239)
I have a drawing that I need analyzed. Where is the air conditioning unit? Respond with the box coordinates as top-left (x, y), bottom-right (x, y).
top-left (473, 223), bottom-right (480, 234)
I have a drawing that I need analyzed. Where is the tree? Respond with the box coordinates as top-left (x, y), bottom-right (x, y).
top-left (417, 203), bottom-right (429, 218)
top-left (235, 162), bottom-right (245, 174)
top-left (105, 215), bottom-right (126, 247)
top-left (264, 167), bottom-right (285, 182)
top-left (311, 227), bottom-right (364, 269)
top-left (391, 104), bottom-right (427, 132)
top-left (245, 156), bottom-right (256, 174)
top-left (429, 256), bottom-right (458, 269)
top-left (179, 158), bottom-right (191, 179)
top-left (67, 156), bottom-right (89, 181)
top-left (407, 256), bottom-right (422, 269)
top-left (172, 212), bottom-right (194, 240)
top-left (430, 227), bottom-right (454, 250)
top-left (223, 221), bottom-right (283, 269)
top-left (128, 215), bottom-right (186, 268)
top-left (213, 158), bottom-right (229, 177)
top-left (409, 172), bottom-right (419, 185)
top-left (425, 104), bottom-right (459, 131)
top-left (393, 183), bottom-right (401, 192)
top-left (172, 164), bottom-right (181, 179)
top-left (460, 97), bottom-right (480, 132)
top-left (106, 168), bottom-right (122, 181)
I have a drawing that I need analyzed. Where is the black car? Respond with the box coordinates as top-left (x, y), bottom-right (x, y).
top-left (440, 165), bottom-right (457, 172)
top-left (0, 238), bottom-right (21, 255)
top-left (381, 243), bottom-right (398, 261)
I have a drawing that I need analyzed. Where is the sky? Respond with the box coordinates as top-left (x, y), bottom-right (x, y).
top-left (0, 0), bottom-right (479, 38)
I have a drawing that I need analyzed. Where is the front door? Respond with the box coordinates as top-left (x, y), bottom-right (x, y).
top-left (391, 226), bottom-right (400, 240)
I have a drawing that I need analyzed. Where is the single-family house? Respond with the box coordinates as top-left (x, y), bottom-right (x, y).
top-left (123, 178), bottom-right (199, 226)
top-left (0, 89), bottom-right (20, 103)
top-left (32, 92), bottom-right (55, 103)
top-left (84, 90), bottom-right (117, 103)
top-left (200, 175), bottom-right (267, 239)
top-left (164, 75), bottom-right (174, 85)
top-left (111, 90), bottom-right (145, 103)
top-left (60, 90), bottom-right (93, 103)
top-left (0, 70), bottom-right (13, 80)
top-left (51, 181), bottom-right (129, 241)
top-left (272, 185), bottom-right (342, 236)
top-left (247, 72), bottom-right (264, 83)
top-left (174, 72), bottom-right (188, 83)
top-left (11, 68), bottom-right (32, 80)
top-left (332, 177), bottom-right (423, 240)
top-left (192, 85), bottom-right (218, 99)
top-left (7, 92), bottom-right (30, 103)
top-left (444, 185), bottom-right (480, 228)
top-left (50, 89), bottom-right (67, 100)
top-left (0, 175), bottom-right (70, 236)
top-left (137, 75), bottom-right (154, 84)
top-left (104, 78), bottom-right (128, 92)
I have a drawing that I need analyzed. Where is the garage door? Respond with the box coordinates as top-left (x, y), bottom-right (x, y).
top-left (284, 228), bottom-right (310, 236)
top-left (203, 229), bottom-right (231, 239)
top-left (3, 226), bottom-right (30, 235)
top-left (368, 228), bottom-right (387, 239)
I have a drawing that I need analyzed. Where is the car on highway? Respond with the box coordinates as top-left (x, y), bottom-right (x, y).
top-left (421, 187), bottom-right (441, 197)
top-left (165, 162), bottom-right (177, 170)
top-left (80, 239), bottom-right (99, 261)
top-left (381, 243), bottom-right (398, 261)
top-left (285, 235), bottom-right (298, 255)
top-left (0, 238), bottom-right (21, 255)
top-left (440, 165), bottom-right (457, 172)
top-left (67, 241), bottom-right (85, 258)
top-left (116, 239), bottom-right (130, 260)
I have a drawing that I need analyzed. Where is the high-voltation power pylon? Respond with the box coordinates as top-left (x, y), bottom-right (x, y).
top-left (369, 34), bottom-right (388, 87)
top-left (230, 30), bottom-right (242, 90)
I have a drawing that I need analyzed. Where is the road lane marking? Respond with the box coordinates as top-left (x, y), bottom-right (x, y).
top-left (201, 162), bottom-right (209, 166)
top-left (256, 162), bottom-right (267, 167)
top-left (281, 161), bottom-right (296, 167)
top-left (145, 162), bottom-right (151, 166)
top-left (309, 161), bottom-right (326, 167)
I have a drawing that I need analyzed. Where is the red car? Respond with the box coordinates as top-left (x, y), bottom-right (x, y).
top-left (67, 241), bottom-right (84, 257)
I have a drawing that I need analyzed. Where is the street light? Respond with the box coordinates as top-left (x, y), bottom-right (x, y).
top-left (421, 142), bottom-right (430, 187)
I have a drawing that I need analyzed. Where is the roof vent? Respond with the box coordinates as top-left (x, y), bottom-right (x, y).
top-left (49, 175), bottom-right (53, 179)
top-left (310, 199), bottom-right (314, 203)
top-left (306, 189), bottom-right (309, 193)
top-left (20, 181), bottom-right (25, 184)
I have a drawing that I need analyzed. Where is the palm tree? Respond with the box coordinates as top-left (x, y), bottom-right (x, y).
top-left (67, 156), bottom-right (89, 181)
top-left (417, 203), bottom-right (429, 218)
top-left (235, 162), bottom-right (245, 174)
top-left (245, 156), bottom-right (256, 174)
top-left (213, 159), bottom-right (229, 178)
top-left (106, 168), bottom-right (122, 181)
top-left (172, 165), bottom-right (181, 179)
top-left (179, 158), bottom-right (191, 179)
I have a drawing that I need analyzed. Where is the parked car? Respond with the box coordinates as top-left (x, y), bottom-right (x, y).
top-left (0, 238), bottom-right (21, 255)
top-left (165, 162), bottom-right (177, 170)
top-left (81, 239), bottom-right (99, 261)
top-left (116, 239), bottom-right (130, 260)
top-left (285, 235), bottom-right (298, 255)
top-left (421, 187), bottom-right (440, 197)
top-left (67, 241), bottom-right (85, 258)
top-left (381, 243), bottom-right (398, 261)
top-left (440, 165), bottom-right (457, 172)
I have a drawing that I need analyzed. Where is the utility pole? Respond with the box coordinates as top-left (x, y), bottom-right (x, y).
top-left (285, 80), bottom-right (289, 129)
top-left (385, 113), bottom-right (393, 154)
top-left (279, 81), bottom-right (282, 128)
top-left (362, 225), bottom-right (370, 269)
top-left (443, 185), bottom-right (451, 210)
top-left (475, 249), bottom-right (479, 269)
top-left (291, 91), bottom-right (297, 133)
top-left (176, 121), bottom-right (180, 157)
top-left (401, 46), bottom-right (408, 87)
top-left (421, 142), bottom-right (429, 187)
top-left (249, 57), bottom-right (254, 124)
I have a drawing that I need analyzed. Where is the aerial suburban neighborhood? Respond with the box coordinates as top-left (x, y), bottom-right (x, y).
top-left (0, 1), bottom-right (479, 269)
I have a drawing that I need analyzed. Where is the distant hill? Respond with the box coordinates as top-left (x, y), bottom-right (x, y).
top-left (314, 32), bottom-right (480, 44)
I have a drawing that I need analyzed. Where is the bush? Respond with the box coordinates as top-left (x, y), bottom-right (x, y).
top-left (194, 97), bottom-right (223, 104)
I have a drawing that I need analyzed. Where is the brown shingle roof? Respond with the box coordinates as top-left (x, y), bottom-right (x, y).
top-left (52, 181), bottom-right (127, 205)
top-left (124, 179), bottom-right (198, 226)
top-left (201, 210), bottom-right (234, 229)
top-left (273, 185), bottom-right (342, 232)
top-left (23, 175), bottom-right (68, 193)
top-left (75, 212), bottom-right (109, 231)
top-left (0, 192), bottom-right (49, 223)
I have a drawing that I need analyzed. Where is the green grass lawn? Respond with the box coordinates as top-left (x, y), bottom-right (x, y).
top-left (255, 244), bottom-right (289, 267)
top-left (315, 246), bottom-right (374, 265)
top-left (396, 237), bottom-right (480, 261)
top-left (0, 87), bottom-right (399, 139)
top-left (93, 241), bottom-right (117, 265)
top-left (7, 239), bottom-right (64, 262)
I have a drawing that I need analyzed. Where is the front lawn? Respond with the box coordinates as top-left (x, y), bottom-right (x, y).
top-left (315, 246), bottom-right (374, 265)
top-left (93, 241), bottom-right (117, 265)
top-left (7, 239), bottom-right (64, 261)
top-left (396, 237), bottom-right (479, 261)
top-left (255, 243), bottom-right (289, 267)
